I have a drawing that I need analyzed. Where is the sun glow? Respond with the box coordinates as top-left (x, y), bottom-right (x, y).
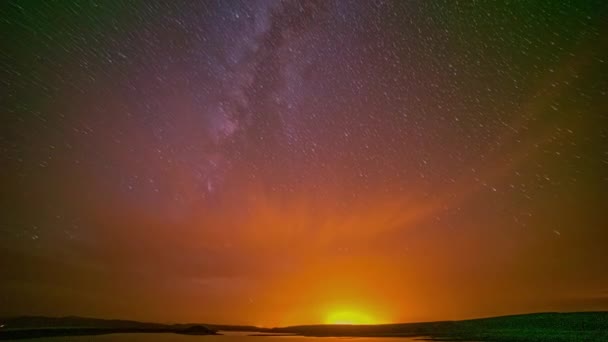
top-left (325, 310), bottom-right (377, 325)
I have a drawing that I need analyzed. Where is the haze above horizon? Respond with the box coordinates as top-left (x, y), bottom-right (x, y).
top-left (1, 0), bottom-right (607, 327)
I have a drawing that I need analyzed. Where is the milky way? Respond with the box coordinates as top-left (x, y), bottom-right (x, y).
top-left (1, 1), bottom-right (607, 325)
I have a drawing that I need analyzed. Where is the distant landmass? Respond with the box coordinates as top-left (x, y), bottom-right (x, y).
top-left (268, 312), bottom-right (608, 341)
top-left (1, 312), bottom-right (607, 341)
top-left (0, 316), bottom-right (217, 340)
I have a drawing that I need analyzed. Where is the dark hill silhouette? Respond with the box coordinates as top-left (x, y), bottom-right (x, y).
top-left (269, 312), bottom-right (608, 341)
top-left (0, 316), bottom-right (217, 340)
top-left (178, 324), bottom-right (216, 335)
top-left (1, 312), bottom-right (607, 341)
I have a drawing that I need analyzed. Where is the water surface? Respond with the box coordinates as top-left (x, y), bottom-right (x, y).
top-left (19, 331), bottom-right (428, 341)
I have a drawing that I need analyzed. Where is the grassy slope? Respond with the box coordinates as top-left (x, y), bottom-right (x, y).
top-left (270, 312), bottom-right (608, 341)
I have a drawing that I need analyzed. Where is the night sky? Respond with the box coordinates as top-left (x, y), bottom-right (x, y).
top-left (1, 0), bottom-right (607, 326)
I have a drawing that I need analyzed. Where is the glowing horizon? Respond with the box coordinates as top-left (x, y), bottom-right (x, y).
top-left (325, 309), bottom-right (380, 325)
top-left (1, 0), bottom-right (607, 327)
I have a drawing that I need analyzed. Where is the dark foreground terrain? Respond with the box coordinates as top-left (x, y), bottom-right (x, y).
top-left (1, 312), bottom-right (606, 341)
top-left (0, 316), bottom-right (217, 340)
top-left (270, 312), bottom-right (608, 341)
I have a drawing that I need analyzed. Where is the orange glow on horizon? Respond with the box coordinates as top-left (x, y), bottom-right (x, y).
top-left (325, 309), bottom-right (378, 325)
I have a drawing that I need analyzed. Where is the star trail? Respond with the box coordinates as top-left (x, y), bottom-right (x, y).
top-left (1, 0), bottom-right (607, 326)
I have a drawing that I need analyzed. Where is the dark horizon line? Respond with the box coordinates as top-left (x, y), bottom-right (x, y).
top-left (3, 309), bottom-right (607, 329)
